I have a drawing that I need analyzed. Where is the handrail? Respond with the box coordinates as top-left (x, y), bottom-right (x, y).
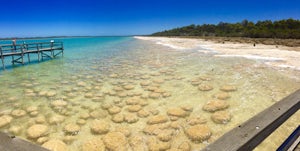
top-left (0, 42), bottom-right (63, 54)
top-left (0, 41), bottom-right (63, 47)
top-left (203, 89), bottom-right (300, 151)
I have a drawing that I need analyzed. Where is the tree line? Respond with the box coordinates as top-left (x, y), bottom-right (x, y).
top-left (151, 19), bottom-right (300, 39)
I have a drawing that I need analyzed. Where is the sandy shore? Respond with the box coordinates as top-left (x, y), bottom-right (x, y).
top-left (135, 36), bottom-right (300, 70)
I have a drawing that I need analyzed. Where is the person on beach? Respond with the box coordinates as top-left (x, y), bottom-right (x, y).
top-left (12, 39), bottom-right (17, 51)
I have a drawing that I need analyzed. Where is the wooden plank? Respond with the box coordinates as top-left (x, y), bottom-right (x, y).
top-left (0, 132), bottom-right (49, 151)
top-left (203, 89), bottom-right (300, 151)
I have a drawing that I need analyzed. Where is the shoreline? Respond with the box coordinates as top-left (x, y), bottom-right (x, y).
top-left (134, 36), bottom-right (300, 71)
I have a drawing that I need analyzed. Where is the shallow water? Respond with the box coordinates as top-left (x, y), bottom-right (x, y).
top-left (0, 37), bottom-right (299, 150)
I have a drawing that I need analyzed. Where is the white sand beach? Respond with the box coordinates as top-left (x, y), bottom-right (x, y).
top-left (135, 36), bottom-right (300, 71)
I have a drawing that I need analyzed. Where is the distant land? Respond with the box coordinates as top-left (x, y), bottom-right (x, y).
top-left (151, 19), bottom-right (300, 39)
top-left (0, 35), bottom-right (136, 41)
top-left (0, 36), bottom-right (91, 40)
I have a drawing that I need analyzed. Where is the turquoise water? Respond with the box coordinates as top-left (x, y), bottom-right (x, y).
top-left (0, 37), bottom-right (299, 151)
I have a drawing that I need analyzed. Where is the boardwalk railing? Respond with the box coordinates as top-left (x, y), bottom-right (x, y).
top-left (0, 42), bottom-right (64, 70)
top-left (203, 89), bottom-right (300, 151)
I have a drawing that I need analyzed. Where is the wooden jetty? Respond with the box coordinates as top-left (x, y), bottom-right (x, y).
top-left (203, 89), bottom-right (300, 151)
top-left (0, 41), bottom-right (64, 70)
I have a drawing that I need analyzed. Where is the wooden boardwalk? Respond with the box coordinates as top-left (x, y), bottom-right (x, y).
top-left (0, 41), bottom-right (64, 69)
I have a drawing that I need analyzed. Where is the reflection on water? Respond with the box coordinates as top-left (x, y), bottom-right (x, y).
top-left (0, 37), bottom-right (299, 151)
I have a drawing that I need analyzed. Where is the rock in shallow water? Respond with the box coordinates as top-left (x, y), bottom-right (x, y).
top-left (202, 100), bottom-right (229, 112)
top-left (90, 119), bottom-right (110, 134)
top-left (211, 110), bottom-right (231, 124)
top-left (64, 123), bottom-right (80, 135)
top-left (27, 124), bottom-right (48, 139)
top-left (167, 108), bottom-right (188, 117)
top-left (0, 115), bottom-right (13, 128)
top-left (103, 132), bottom-right (127, 151)
top-left (147, 115), bottom-right (168, 125)
top-left (185, 125), bottom-right (211, 143)
top-left (82, 137), bottom-right (105, 151)
top-left (198, 84), bottom-right (213, 91)
top-left (213, 92), bottom-right (231, 100)
top-left (220, 85), bottom-right (237, 92)
top-left (42, 139), bottom-right (68, 151)
top-left (11, 109), bottom-right (26, 117)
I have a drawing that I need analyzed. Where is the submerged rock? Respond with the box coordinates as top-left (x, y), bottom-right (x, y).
top-left (129, 135), bottom-right (147, 151)
top-left (162, 92), bottom-right (171, 98)
top-left (0, 115), bottom-right (13, 128)
top-left (199, 76), bottom-right (213, 81)
top-left (153, 78), bottom-right (164, 84)
top-left (115, 126), bottom-right (131, 137)
top-left (89, 110), bottom-right (108, 119)
top-left (127, 105), bottom-right (142, 112)
top-left (64, 123), bottom-right (80, 135)
top-left (8, 125), bottom-right (22, 135)
top-left (180, 105), bottom-right (193, 112)
top-left (185, 125), bottom-right (211, 142)
top-left (11, 109), bottom-right (26, 117)
top-left (157, 129), bottom-right (174, 142)
top-left (37, 137), bottom-right (49, 144)
top-left (220, 85), bottom-right (237, 92)
top-left (137, 109), bottom-right (150, 118)
top-left (167, 108), bottom-right (188, 118)
top-left (213, 92), bottom-right (231, 100)
top-left (90, 119), bottom-right (110, 134)
top-left (82, 137), bottom-right (105, 151)
top-left (51, 100), bottom-right (68, 107)
top-left (108, 106), bottom-right (122, 115)
top-left (111, 114), bottom-right (124, 123)
top-left (103, 132), bottom-right (127, 151)
top-left (26, 106), bottom-right (38, 112)
top-left (27, 124), bottom-right (48, 139)
top-left (42, 139), bottom-right (68, 151)
top-left (198, 84), bottom-right (213, 91)
top-left (178, 141), bottom-right (191, 151)
top-left (124, 113), bottom-right (139, 123)
top-left (63, 136), bottom-right (77, 144)
top-left (35, 115), bottom-right (46, 124)
top-left (202, 100), bottom-right (229, 112)
top-left (140, 81), bottom-right (151, 86)
top-left (211, 110), bottom-right (231, 124)
top-left (77, 119), bottom-right (86, 125)
top-left (123, 84), bottom-right (135, 90)
top-left (147, 136), bottom-right (171, 151)
top-left (46, 91), bottom-right (57, 97)
top-left (49, 115), bottom-right (65, 125)
top-left (147, 115), bottom-right (168, 125)
top-left (149, 93), bottom-right (160, 99)
top-left (79, 113), bottom-right (90, 120)
top-left (125, 97), bottom-right (140, 105)
top-left (186, 116), bottom-right (207, 126)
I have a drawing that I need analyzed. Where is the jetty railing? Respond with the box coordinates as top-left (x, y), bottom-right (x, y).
top-left (203, 89), bottom-right (300, 151)
top-left (0, 42), bottom-right (64, 70)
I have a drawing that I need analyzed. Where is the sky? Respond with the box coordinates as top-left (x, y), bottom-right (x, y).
top-left (0, 0), bottom-right (299, 37)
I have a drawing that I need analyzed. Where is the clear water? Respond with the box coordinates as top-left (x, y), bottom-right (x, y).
top-left (0, 37), bottom-right (299, 151)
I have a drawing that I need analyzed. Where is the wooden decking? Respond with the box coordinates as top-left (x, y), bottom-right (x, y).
top-left (0, 42), bottom-right (64, 69)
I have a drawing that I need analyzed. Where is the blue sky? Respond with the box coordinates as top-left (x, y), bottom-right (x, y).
top-left (0, 0), bottom-right (299, 37)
